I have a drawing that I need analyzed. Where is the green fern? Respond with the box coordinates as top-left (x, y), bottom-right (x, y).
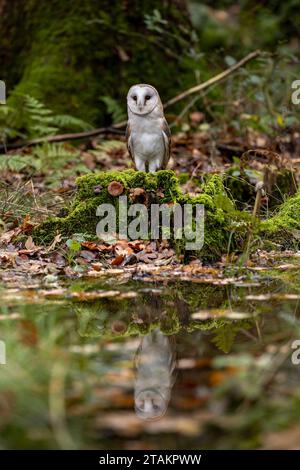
top-left (101, 96), bottom-right (126, 123)
top-left (52, 114), bottom-right (93, 131)
top-left (0, 105), bottom-right (24, 140)
top-left (0, 93), bottom-right (93, 140)
top-left (33, 143), bottom-right (80, 171)
top-left (212, 324), bottom-right (237, 353)
top-left (90, 140), bottom-right (126, 165)
top-left (144, 9), bottom-right (168, 34)
top-left (0, 143), bottom-right (80, 176)
top-left (0, 154), bottom-right (37, 173)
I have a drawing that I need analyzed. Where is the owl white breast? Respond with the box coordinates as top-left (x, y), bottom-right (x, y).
top-left (126, 84), bottom-right (171, 173)
top-left (134, 328), bottom-right (176, 421)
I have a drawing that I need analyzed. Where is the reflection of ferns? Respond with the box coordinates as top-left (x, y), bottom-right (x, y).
top-left (212, 320), bottom-right (254, 353)
top-left (212, 324), bottom-right (237, 354)
top-left (0, 93), bottom-right (92, 140)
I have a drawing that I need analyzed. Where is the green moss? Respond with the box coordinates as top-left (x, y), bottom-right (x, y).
top-left (259, 190), bottom-right (300, 248)
top-left (34, 170), bottom-right (251, 261)
top-left (73, 296), bottom-right (254, 341)
top-left (36, 171), bottom-right (300, 259)
top-left (177, 175), bottom-right (250, 260)
top-left (75, 169), bottom-right (181, 204)
top-left (224, 166), bottom-right (298, 210)
top-left (1, 0), bottom-right (197, 125)
top-left (262, 265), bottom-right (300, 292)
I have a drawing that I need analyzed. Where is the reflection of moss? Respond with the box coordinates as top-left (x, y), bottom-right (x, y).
top-left (73, 300), bottom-right (181, 338)
top-left (72, 282), bottom-right (256, 353)
top-left (178, 283), bottom-right (227, 310)
top-left (262, 264), bottom-right (300, 293)
top-left (74, 299), bottom-right (255, 348)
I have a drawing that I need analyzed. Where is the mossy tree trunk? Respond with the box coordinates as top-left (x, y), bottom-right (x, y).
top-left (0, 0), bottom-right (195, 124)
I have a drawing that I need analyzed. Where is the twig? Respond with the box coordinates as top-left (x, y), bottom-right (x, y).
top-left (0, 125), bottom-right (126, 151)
top-left (1, 50), bottom-right (262, 152)
top-left (164, 49), bottom-right (262, 108)
top-left (244, 181), bottom-right (264, 263)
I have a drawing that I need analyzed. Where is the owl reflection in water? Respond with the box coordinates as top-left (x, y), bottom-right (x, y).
top-left (134, 328), bottom-right (176, 421)
top-left (126, 84), bottom-right (171, 172)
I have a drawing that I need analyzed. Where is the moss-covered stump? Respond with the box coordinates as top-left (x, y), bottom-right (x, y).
top-left (34, 170), bottom-right (249, 261)
top-left (33, 169), bottom-right (300, 258)
top-left (259, 190), bottom-right (300, 249)
top-left (224, 166), bottom-right (298, 210)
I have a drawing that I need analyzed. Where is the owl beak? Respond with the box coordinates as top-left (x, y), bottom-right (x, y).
top-left (137, 99), bottom-right (143, 111)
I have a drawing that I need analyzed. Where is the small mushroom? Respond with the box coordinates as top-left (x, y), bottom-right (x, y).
top-left (129, 187), bottom-right (146, 202)
top-left (111, 320), bottom-right (127, 333)
top-left (108, 181), bottom-right (124, 196)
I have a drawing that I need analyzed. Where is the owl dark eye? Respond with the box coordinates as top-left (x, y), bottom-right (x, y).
top-left (132, 95), bottom-right (137, 101)
top-left (145, 95), bottom-right (151, 100)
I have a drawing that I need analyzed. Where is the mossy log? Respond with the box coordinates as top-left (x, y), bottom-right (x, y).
top-left (34, 170), bottom-right (249, 261)
top-left (34, 169), bottom-right (300, 258)
top-left (259, 189), bottom-right (300, 248)
top-left (224, 166), bottom-right (298, 210)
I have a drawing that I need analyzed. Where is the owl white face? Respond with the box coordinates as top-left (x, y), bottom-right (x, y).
top-left (127, 84), bottom-right (159, 115)
top-left (135, 389), bottom-right (168, 421)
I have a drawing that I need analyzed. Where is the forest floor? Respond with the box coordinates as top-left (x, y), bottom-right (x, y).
top-left (0, 120), bottom-right (299, 286)
top-left (1, 122), bottom-right (300, 450)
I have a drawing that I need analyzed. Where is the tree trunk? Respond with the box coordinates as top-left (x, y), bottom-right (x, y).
top-left (0, 0), bottom-right (194, 124)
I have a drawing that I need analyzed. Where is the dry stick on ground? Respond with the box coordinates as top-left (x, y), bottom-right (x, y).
top-left (1, 50), bottom-right (262, 151)
top-left (244, 181), bottom-right (265, 263)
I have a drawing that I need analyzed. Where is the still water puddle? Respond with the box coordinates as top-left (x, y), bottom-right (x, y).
top-left (0, 274), bottom-right (300, 449)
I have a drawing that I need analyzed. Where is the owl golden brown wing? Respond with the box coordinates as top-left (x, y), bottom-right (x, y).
top-left (125, 122), bottom-right (135, 167)
top-left (161, 118), bottom-right (171, 169)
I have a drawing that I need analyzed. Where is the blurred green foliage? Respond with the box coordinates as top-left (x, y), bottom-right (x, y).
top-left (0, 0), bottom-right (299, 130)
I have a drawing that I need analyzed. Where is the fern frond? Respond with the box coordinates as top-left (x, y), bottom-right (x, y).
top-left (212, 324), bottom-right (236, 353)
top-left (1, 93), bottom-right (93, 140)
top-left (0, 154), bottom-right (37, 172)
top-left (101, 96), bottom-right (126, 123)
top-left (53, 114), bottom-right (93, 131)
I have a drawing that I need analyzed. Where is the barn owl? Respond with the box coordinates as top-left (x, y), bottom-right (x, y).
top-left (126, 84), bottom-right (171, 172)
top-left (134, 328), bottom-right (176, 421)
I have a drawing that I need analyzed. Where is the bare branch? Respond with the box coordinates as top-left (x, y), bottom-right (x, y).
top-left (1, 50), bottom-right (262, 152)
